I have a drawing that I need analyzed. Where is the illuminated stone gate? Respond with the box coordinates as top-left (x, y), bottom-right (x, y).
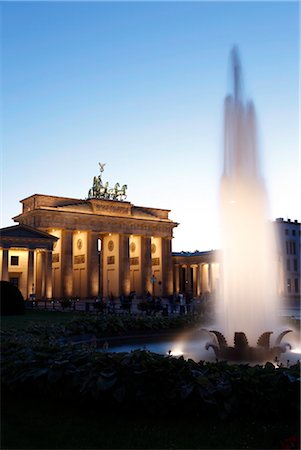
top-left (12, 194), bottom-right (177, 299)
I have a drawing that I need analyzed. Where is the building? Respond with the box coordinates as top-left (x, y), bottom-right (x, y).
top-left (1, 192), bottom-right (299, 304)
top-left (172, 218), bottom-right (301, 302)
top-left (0, 194), bottom-right (177, 300)
top-left (172, 250), bottom-right (220, 297)
top-left (0, 224), bottom-right (58, 299)
top-left (274, 218), bottom-right (300, 301)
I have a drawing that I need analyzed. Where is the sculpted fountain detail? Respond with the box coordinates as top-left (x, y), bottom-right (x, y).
top-left (206, 48), bottom-right (291, 361)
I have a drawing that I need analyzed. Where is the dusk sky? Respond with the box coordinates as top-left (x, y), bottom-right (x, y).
top-left (2, 1), bottom-right (299, 251)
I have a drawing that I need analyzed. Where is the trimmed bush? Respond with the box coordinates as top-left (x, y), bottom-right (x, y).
top-left (0, 281), bottom-right (25, 316)
top-left (1, 333), bottom-right (299, 420)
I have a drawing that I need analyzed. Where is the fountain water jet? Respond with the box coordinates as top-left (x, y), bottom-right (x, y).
top-left (206, 47), bottom-right (292, 360)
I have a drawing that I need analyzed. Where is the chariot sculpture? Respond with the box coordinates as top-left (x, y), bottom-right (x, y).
top-left (88, 163), bottom-right (127, 201)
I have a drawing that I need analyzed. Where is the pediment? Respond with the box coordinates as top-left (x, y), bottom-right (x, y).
top-left (0, 224), bottom-right (57, 241)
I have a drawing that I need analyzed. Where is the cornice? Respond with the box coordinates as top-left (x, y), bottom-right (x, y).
top-left (15, 209), bottom-right (178, 229)
top-left (15, 210), bottom-right (177, 238)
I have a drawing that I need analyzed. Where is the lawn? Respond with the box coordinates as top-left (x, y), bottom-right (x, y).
top-left (1, 309), bottom-right (82, 331)
top-left (2, 309), bottom-right (299, 332)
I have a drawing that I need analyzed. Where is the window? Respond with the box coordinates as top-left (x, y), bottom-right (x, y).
top-left (294, 259), bottom-right (298, 272)
top-left (286, 241), bottom-right (289, 254)
top-left (286, 259), bottom-right (290, 271)
top-left (292, 241), bottom-right (296, 255)
top-left (294, 279), bottom-right (299, 293)
top-left (10, 256), bottom-right (19, 266)
top-left (288, 241), bottom-right (296, 255)
top-left (285, 229), bottom-right (289, 235)
top-left (287, 279), bottom-right (291, 293)
top-left (292, 230), bottom-right (296, 236)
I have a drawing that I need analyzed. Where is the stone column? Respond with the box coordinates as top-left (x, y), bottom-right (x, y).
top-left (208, 263), bottom-right (212, 292)
top-left (191, 265), bottom-right (197, 297)
top-left (174, 264), bottom-right (180, 293)
top-left (141, 236), bottom-right (152, 295)
top-left (45, 251), bottom-right (52, 299)
top-left (36, 251), bottom-right (45, 298)
top-left (36, 251), bottom-right (41, 298)
top-left (99, 236), bottom-right (104, 297)
top-left (41, 251), bottom-right (46, 298)
top-left (27, 250), bottom-right (35, 298)
top-left (119, 234), bottom-right (130, 296)
top-left (201, 264), bottom-right (208, 292)
top-left (62, 230), bottom-right (73, 297)
top-left (196, 264), bottom-right (201, 297)
top-left (181, 265), bottom-right (186, 293)
top-left (1, 249), bottom-right (9, 281)
top-left (162, 237), bottom-right (173, 296)
top-left (186, 265), bottom-right (192, 294)
top-left (87, 231), bottom-right (100, 297)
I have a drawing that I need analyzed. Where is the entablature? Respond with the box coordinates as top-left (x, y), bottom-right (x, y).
top-left (15, 209), bottom-right (177, 238)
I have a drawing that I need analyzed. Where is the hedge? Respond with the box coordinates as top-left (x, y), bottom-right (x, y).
top-left (1, 332), bottom-right (299, 420)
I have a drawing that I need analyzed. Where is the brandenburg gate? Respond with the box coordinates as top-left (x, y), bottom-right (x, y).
top-left (12, 193), bottom-right (178, 299)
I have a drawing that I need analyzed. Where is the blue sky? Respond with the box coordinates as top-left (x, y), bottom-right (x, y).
top-left (2, 1), bottom-right (299, 251)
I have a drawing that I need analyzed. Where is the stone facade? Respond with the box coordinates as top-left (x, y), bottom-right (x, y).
top-left (274, 218), bottom-right (300, 300)
top-left (172, 250), bottom-right (221, 297)
top-left (0, 224), bottom-right (57, 300)
top-left (2, 195), bottom-right (297, 303)
top-left (10, 194), bottom-right (178, 299)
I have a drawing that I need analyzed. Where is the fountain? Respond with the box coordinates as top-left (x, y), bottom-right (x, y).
top-left (206, 47), bottom-right (292, 361)
top-left (98, 48), bottom-right (296, 364)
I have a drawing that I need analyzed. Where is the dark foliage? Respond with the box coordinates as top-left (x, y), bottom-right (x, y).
top-left (0, 281), bottom-right (25, 316)
top-left (1, 331), bottom-right (299, 420)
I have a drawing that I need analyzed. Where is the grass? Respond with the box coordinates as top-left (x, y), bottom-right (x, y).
top-left (2, 392), bottom-right (299, 449)
top-left (2, 309), bottom-right (299, 332)
top-left (1, 309), bottom-right (81, 331)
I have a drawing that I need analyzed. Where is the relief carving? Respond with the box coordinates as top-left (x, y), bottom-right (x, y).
top-left (74, 254), bottom-right (85, 264)
top-left (52, 253), bottom-right (59, 263)
top-left (130, 257), bottom-right (139, 266)
top-left (107, 256), bottom-right (115, 265)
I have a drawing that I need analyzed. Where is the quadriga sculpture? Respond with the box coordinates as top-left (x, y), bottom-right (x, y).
top-left (87, 163), bottom-right (127, 201)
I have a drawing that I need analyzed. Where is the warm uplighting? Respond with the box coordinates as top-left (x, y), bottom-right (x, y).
top-left (168, 347), bottom-right (184, 357)
top-left (290, 348), bottom-right (301, 354)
